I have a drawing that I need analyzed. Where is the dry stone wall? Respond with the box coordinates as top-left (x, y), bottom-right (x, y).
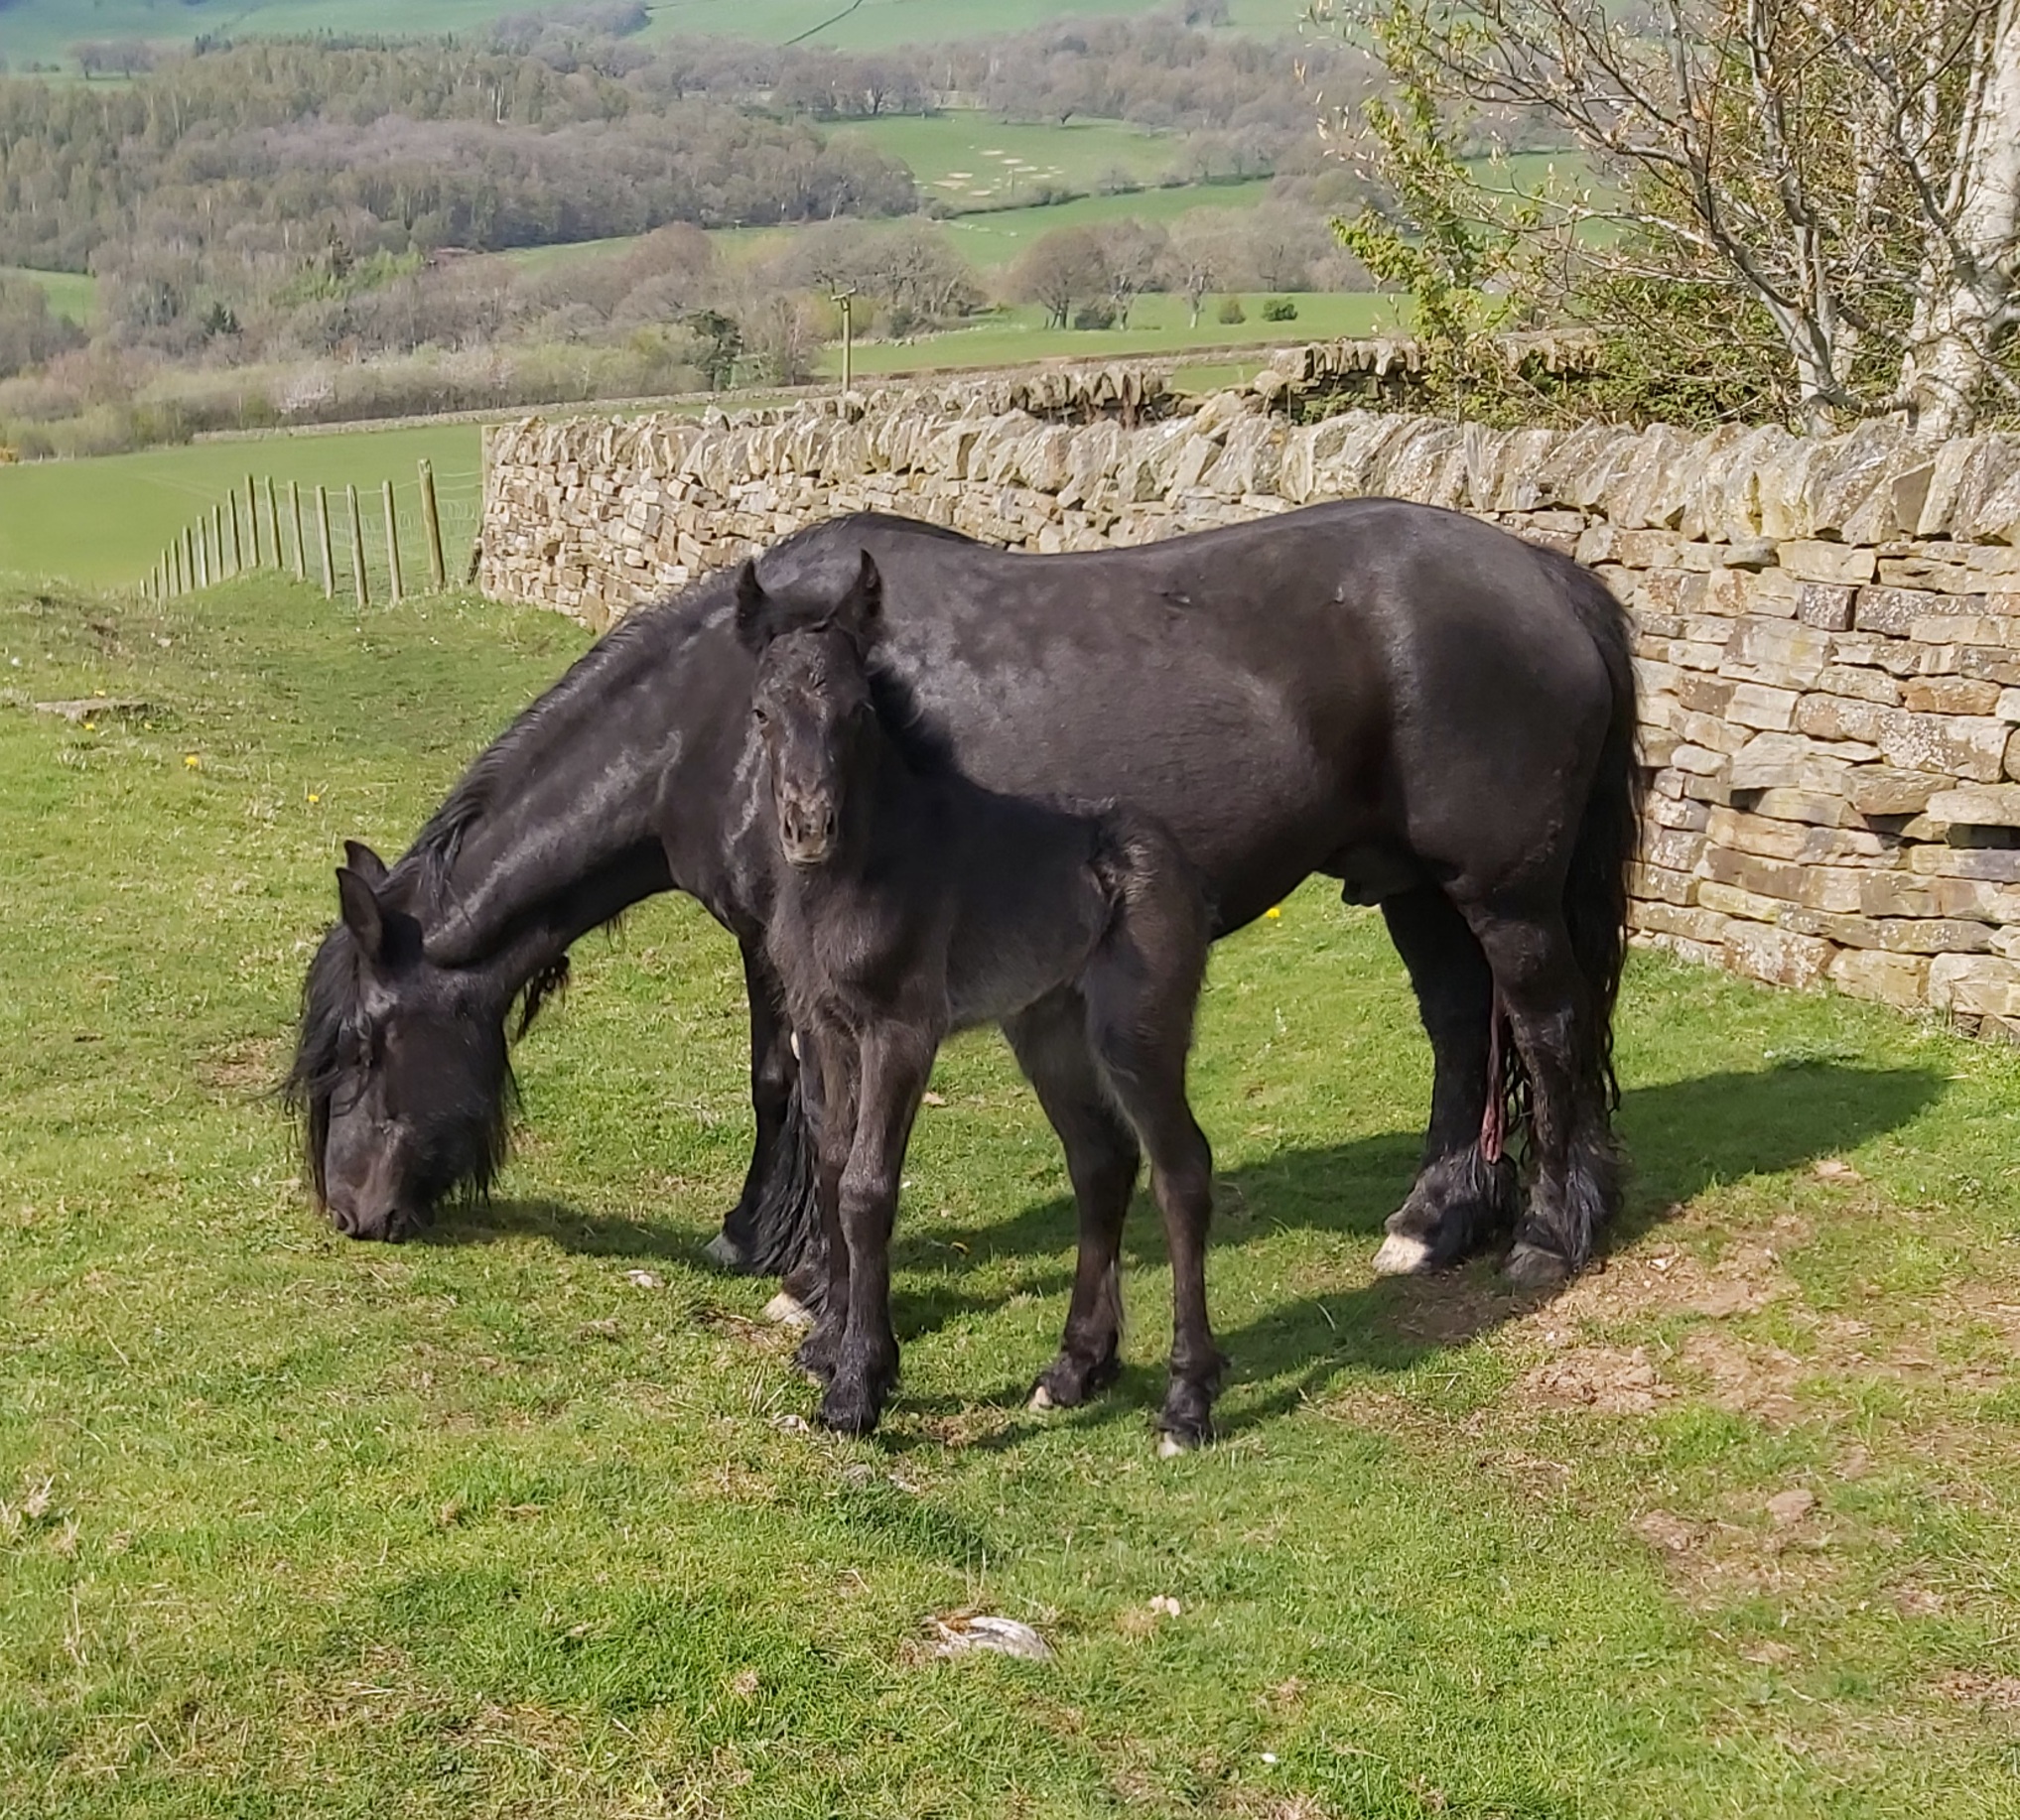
top-left (478, 359), bottom-right (2020, 1036)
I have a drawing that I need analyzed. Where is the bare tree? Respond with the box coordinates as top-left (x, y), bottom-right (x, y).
top-left (1317, 0), bottom-right (2020, 434)
top-left (1096, 220), bottom-right (1169, 326)
top-left (1010, 226), bottom-right (1107, 328)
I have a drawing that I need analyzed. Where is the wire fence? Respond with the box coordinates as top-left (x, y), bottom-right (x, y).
top-left (145, 461), bottom-right (483, 606)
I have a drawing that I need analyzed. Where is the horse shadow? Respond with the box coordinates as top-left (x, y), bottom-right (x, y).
top-left (433, 1059), bottom-right (1943, 1439)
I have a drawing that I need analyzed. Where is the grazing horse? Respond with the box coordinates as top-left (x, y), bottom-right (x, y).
top-left (741, 552), bottom-right (1221, 1446)
top-left (287, 501), bottom-right (1639, 1299)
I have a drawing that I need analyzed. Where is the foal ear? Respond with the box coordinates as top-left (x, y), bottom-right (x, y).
top-left (837, 551), bottom-right (884, 641)
top-left (733, 560), bottom-right (771, 654)
top-left (336, 864), bottom-right (386, 963)
top-left (342, 840), bottom-right (389, 886)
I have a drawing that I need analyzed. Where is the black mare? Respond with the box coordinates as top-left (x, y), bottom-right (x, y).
top-left (288, 500), bottom-right (1641, 1311)
top-left (740, 553), bottom-right (1221, 1445)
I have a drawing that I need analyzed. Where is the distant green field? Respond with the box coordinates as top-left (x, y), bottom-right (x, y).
top-left (833, 291), bottom-right (1398, 377)
top-left (0, 266), bottom-right (95, 325)
top-left (0, 0), bottom-right (1314, 65)
top-left (838, 114), bottom-right (1184, 208)
top-left (500, 180), bottom-right (1284, 283)
top-left (0, 423), bottom-right (482, 590)
top-left (941, 179), bottom-right (1281, 262)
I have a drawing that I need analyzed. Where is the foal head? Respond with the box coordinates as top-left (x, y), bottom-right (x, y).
top-left (736, 551), bottom-right (883, 870)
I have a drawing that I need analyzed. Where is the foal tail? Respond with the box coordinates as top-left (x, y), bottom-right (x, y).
top-left (1088, 808), bottom-right (1215, 1047)
top-left (1556, 553), bottom-right (1644, 1108)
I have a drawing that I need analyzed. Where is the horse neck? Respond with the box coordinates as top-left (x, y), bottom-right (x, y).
top-left (400, 620), bottom-right (702, 996)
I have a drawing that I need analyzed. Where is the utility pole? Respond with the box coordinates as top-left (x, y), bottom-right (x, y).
top-left (831, 287), bottom-right (857, 396)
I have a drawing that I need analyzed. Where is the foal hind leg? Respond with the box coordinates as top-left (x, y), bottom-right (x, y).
top-left (1373, 887), bottom-right (1517, 1275)
top-left (1463, 901), bottom-right (1621, 1287)
top-left (1082, 973), bottom-right (1223, 1454)
top-left (1005, 996), bottom-right (1139, 1412)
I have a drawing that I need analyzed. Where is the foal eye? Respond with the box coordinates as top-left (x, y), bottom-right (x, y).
top-left (752, 704), bottom-right (769, 726)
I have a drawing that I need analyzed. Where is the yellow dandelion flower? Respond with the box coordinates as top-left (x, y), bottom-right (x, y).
top-left (82, 721), bottom-right (96, 732)
top-left (308, 792), bottom-right (322, 805)
top-left (184, 754), bottom-right (201, 769)
top-left (1265, 905), bottom-right (1282, 920)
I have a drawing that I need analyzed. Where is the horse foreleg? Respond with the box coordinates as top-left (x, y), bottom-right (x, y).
top-left (712, 941), bottom-right (829, 1296)
top-left (1006, 998), bottom-right (1139, 1413)
top-left (1373, 886), bottom-right (1518, 1275)
top-left (793, 1024), bottom-right (857, 1386)
top-left (817, 1026), bottom-right (931, 1439)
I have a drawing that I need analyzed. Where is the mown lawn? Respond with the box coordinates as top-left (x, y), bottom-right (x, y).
top-left (3, 573), bottom-right (2019, 1817)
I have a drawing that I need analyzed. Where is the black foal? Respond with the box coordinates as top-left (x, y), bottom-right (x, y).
top-left (739, 553), bottom-right (1223, 1451)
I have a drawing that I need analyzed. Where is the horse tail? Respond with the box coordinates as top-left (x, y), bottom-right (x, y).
top-left (1089, 806), bottom-right (1214, 1036)
top-left (1556, 553), bottom-right (1644, 1106)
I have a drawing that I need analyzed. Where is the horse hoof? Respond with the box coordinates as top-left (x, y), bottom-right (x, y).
top-left (704, 1231), bottom-right (746, 1270)
top-left (1028, 1384), bottom-right (1056, 1412)
top-left (764, 1291), bottom-right (816, 1329)
top-left (1156, 1432), bottom-right (1194, 1460)
top-left (1371, 1231), bottom-right (1434, 1276)
top-left (1503, 1240), bottom-right (1573, 1289)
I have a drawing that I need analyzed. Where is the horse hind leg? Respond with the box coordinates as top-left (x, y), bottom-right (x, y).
top-left (1373, 886), bottom-right (1518, 1275)
top-left (1005, 995), bottom-right (1139, 1413)
top-left (1463, 900), bottom-right (1622, 1287)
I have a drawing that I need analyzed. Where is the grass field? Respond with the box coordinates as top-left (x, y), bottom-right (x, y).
top-left (0, 0), bottom-right (1315, 65)
top-left (1, 266), bottom-right (95, 325)
top-left (829, 291), bottom-right (1400, 377)
top-left (3, 572), bottom-right (2020, 1814)
top-left (0, 422), bottom-right (483, 590)
top-left (838, 114), bottom-right (1186, 207)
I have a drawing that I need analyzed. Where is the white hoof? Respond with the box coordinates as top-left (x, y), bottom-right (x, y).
top-left (1027, 1384), bottom-right (1056, 1412)
top-left (762, 1291), bottom-right (815, 1330)
top-left (1371, 1232), bottom-right (1433, 1277)
top-left (704, 1232), bottom-right (745, 1270)
top-left (1156, 1434), bottom-right (1190, 1461)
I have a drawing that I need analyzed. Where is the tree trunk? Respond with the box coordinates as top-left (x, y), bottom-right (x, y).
top-left (1901, 0), bottom-right (2020, 438)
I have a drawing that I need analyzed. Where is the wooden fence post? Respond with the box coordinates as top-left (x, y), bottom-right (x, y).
top-left (383, 481), bottom-right (404, 604)
top-left (347, 484), bottom-right (369, 608)
top-left (291, 482), bottom-right (308, 582)
top-left (244, 474), bottom-right (261, 568)
top-left (316, 487), bottom-right (336, 599)
top-left (183, 526), bottom-right (197, 592)
top-left (262, 477), bottom-right (280, 570)
top-left (227, 495), bottom-right (242, 575)
top-left (419, 459), bottom-right (447, 592)
top-left (199, 516), bottom-right (212, 588)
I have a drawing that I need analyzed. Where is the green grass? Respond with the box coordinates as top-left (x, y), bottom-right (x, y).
top-left (3, 572), bottom-right (2020, 1814)
top-left (837, 114), bottom-right (1186, 208)
top-left (0, 0), bottom-right (1316, 65)
top-left (0, 265), bottom-right (95, 325)
top-left (829, 292), bottom-right (1401, 377)
top-left (0, 421), bottom-right (482, 590)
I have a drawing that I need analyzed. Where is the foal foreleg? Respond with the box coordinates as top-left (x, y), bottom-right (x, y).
top-left (818, 1025), bottom-right (933, 1438)
top-left (793, 1027), bottom-right (857, 1385)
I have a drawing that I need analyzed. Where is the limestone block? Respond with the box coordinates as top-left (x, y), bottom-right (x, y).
top-left (1859, 872), bottom-right (2012, 922)
top-left (1828, 948), bottom-right (1933, 1008)
top-left (1924, 784), bottom-right (2020, 827)
top-left (1631, 862), bottom-right (1700, 905)
top-left (1796, 583), bottom-right (1857, 630)
top-left (1845, 767), bottom-right (1953, 816)
top-left (1816, 665), bottom-right (1903, 706)
top-left (1931, 953), bottom-right (2020, 1014)
top-left (1903, 677), bottom-right (2003, 714)
top-left (1698, 880), bottom-right (1787, 923)
top-left (1724, 921), bottom-right (1835, 988)
top-left (1781, 541), bottom-right (1877, 585)
top-left (1783, 910), bottom-right (1993, 954)
top-left (1635, 901), bottom-right (1733, 945)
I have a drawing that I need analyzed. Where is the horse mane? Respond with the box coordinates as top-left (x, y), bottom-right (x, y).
top-left (282, 569), bottom-right (733, 1205)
